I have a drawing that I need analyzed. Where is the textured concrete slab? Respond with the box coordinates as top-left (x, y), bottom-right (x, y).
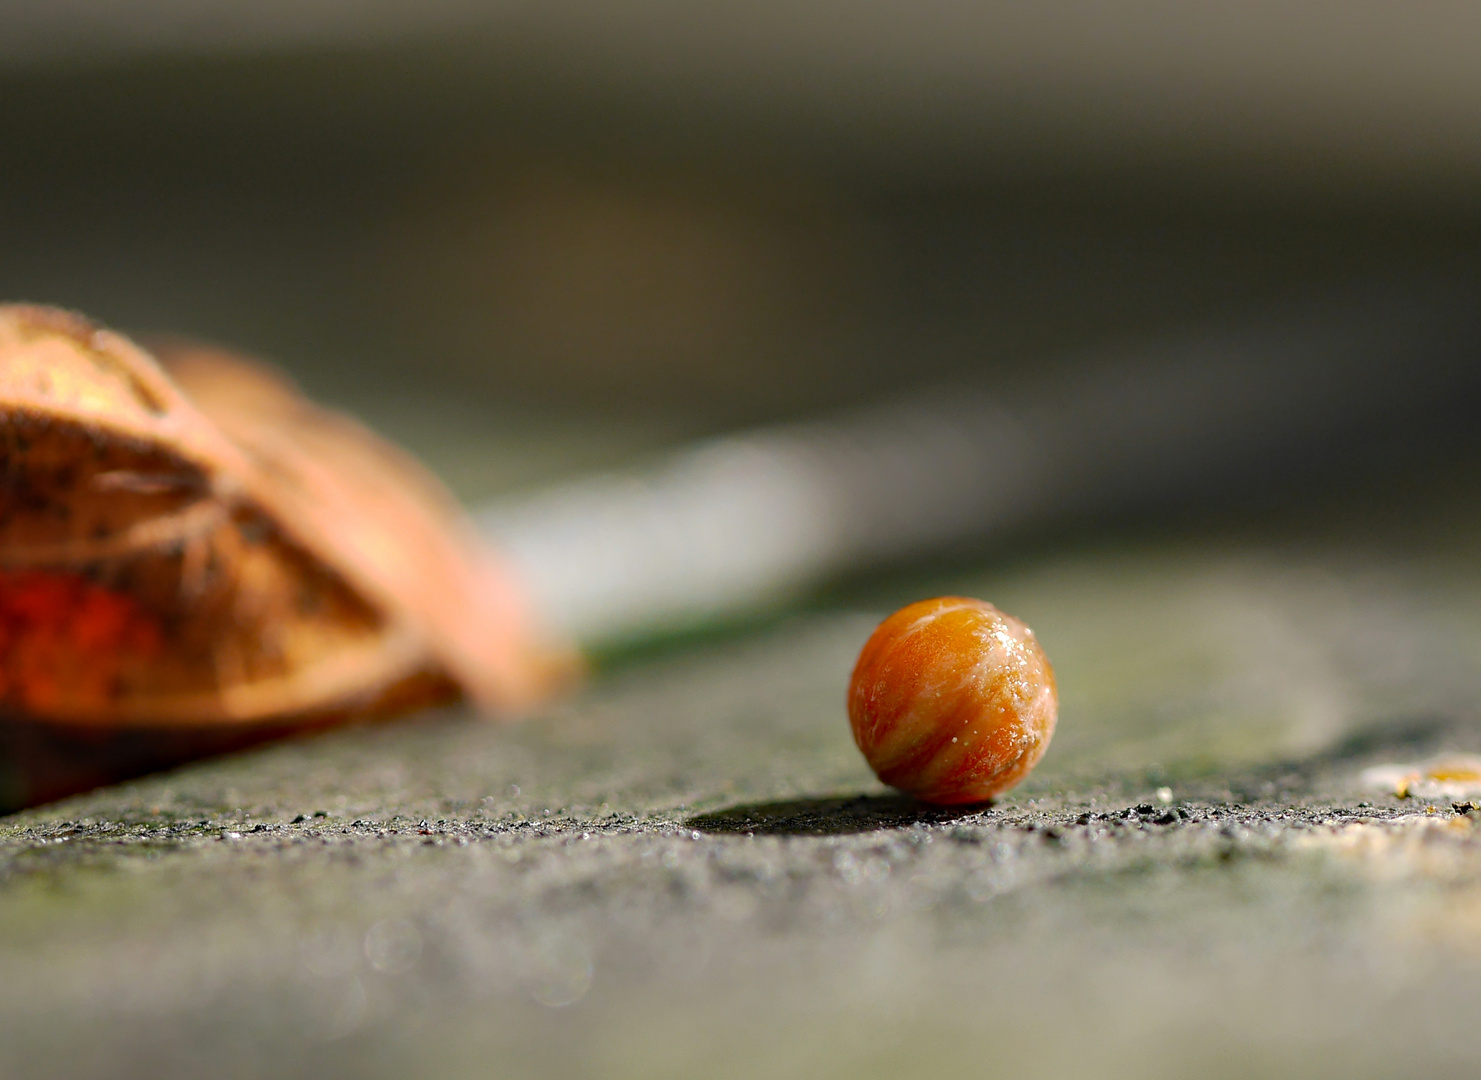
top-left (3, 517), bottom-right (1481, 1079)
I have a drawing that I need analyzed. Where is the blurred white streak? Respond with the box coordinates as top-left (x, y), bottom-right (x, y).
top-left (481, 286), bottom-right (1480, 650)
top-left (482, 394), bottom-right (1034, 648)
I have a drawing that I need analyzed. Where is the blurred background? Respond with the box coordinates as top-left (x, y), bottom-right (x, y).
top-left (3, 0), bottom-right (1480, 505)
top-left (9, 12), bottom-right (1481, 1076)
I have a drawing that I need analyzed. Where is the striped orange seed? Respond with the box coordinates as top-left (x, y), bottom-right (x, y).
top-left (847, 596), bottom-right (1057, 805)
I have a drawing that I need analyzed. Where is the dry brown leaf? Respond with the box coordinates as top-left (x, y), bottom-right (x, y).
top-left (0, 304), bottom-right (569, 807)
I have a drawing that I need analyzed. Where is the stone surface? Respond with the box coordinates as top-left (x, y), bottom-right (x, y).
top-left (3, 492), bottom-right (1481, 1078)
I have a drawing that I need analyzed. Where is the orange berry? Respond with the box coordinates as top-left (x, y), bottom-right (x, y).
top-left (847, 596), bottom-right (1057, 805)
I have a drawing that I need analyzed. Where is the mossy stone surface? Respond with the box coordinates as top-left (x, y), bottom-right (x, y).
top-left (3, 521), bottom-right (1481, 1079)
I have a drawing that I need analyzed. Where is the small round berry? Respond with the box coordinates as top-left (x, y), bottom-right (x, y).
top-left (847, 596), bottom-right (1057, 805)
